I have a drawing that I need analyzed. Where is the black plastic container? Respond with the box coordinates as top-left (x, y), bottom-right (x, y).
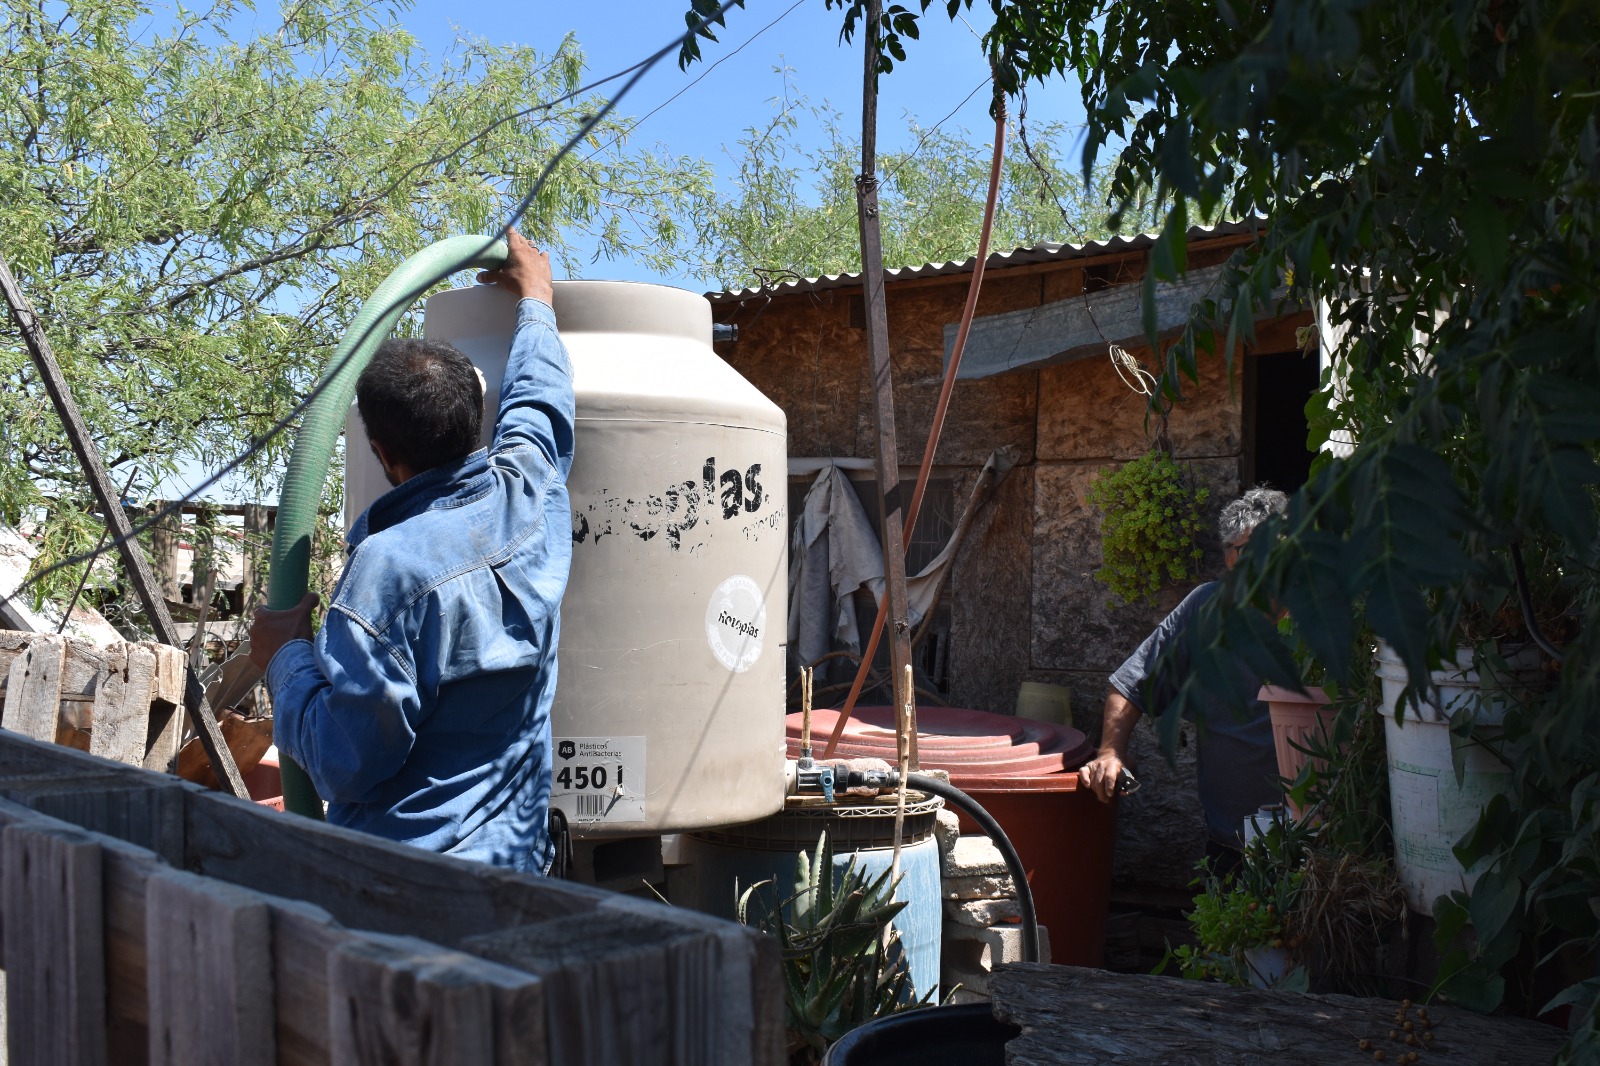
top-left (822, 1005), bottom-right (1020, 1066)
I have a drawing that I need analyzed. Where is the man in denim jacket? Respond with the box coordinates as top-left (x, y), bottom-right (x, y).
top-left (250, 230), bottom-right (572, 873)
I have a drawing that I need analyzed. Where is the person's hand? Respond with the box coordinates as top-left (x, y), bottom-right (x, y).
top-left (1079, 749), bottom-right (1126, 804)
top-left (248, 592), bottom-right (319, 671)
top-left (477, 228), bottom-right (554, 307)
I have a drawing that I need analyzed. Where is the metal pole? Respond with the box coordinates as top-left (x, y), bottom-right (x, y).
top-left (854, 0), bottom-right (918, 768)
top-left (0, 251), bottom-right (248, 797)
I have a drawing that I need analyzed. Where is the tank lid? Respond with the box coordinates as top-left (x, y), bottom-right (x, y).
top-left (786, 706), bottom-right (1094, 782)
top-left (426, 279), bottom-right (713, 347)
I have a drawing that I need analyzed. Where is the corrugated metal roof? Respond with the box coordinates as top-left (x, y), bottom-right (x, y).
top-left (704, 219), bottom-right (1265, 303)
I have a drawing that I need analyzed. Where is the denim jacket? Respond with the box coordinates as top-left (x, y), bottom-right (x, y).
top-left (268, 297), bottom-right (573, 873)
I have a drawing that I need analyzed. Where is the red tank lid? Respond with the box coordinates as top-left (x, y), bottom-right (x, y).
top-left (786, 705), bottom-right (1094, 782)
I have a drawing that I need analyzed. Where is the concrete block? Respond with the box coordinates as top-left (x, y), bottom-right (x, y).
top-left (941, 872), bottom-right (1016, 900)
top-left (942, 958), bottom-right (994, 997)
top-left (941, 835), bottom-right (1008, 878)
top-left (943, 897), bottom-right (1020, 928)
top-left (945, 987), bottom-right (990, 1005)
top-left (934, 809), bottom-right (961, 856)
top-left (945, 922), bottom-right (1052, 969)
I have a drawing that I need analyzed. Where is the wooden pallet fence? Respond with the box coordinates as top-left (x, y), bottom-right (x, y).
top-left (0, 731), bottom-right (783, 1065)
top-left (0, 631), bottom-right (184, 773)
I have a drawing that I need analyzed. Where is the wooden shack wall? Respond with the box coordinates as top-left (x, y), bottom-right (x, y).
top-left (713, 249), bottom-right (1282, 893)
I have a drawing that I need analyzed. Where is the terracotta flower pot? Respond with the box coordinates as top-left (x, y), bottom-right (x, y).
top-left (1258, 685), bottom-right (1338, 819)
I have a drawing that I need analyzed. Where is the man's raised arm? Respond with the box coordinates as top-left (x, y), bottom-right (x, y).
top-left (477, 229), bottom-right (574, 472)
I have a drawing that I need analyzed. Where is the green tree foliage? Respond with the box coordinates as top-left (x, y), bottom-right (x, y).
top-left (953, 0), bottom-right (1599, 1046)
top-left (1, 0), bottom-right (714, 609)
top-left (699, 77), bottom-right (1123, 290)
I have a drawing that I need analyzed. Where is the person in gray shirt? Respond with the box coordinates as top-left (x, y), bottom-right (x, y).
top-left (1080, 486), bottom-right (1288, 871)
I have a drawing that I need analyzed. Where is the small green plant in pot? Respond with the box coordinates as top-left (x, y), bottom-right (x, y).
top-left (1165, 816), bottom-right (1314, 990)
top-left (737, 831), bottom-right (935, 1065)
top-left (1086, 449), bottom-right (1210, 606)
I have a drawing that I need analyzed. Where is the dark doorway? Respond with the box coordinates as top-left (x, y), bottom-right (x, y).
top-left (1244, 350), bottom-right (1322, 493)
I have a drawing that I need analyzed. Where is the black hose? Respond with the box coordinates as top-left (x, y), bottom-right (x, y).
top-left (1509, 541), bottom-right (1564, 664)
top-left (906, 773), bottom-right (1041, 965)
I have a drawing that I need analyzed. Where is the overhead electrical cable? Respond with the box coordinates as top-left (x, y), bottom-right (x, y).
top-left (584, 0), bottom-right (809, 162)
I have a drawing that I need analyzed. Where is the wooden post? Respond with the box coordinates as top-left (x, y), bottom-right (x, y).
top-left (2, 820), bottom-right (107, 1066)
top-left (854, 0), bottom-right (918, 767)
top-left (149, 501), bottom-right (182, 604)
top-left (241, 504), bottom-right (270, 622)
top-left (0, 251), bottom-right (247, 797)
top-left (188, 505), bottom-right (218, 675)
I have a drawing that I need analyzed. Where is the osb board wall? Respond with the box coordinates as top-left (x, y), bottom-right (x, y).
top-left (713, 253), bottom-right (1251, 894)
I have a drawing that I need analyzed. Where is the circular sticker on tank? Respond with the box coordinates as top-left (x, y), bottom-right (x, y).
top-left (706, 574), bottom-right (766, 673)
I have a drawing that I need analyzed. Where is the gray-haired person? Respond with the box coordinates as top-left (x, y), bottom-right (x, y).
top-left (1080, 487), bottom-right (1290, 872)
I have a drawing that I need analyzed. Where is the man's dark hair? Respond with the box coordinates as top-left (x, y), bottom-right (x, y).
top-left (356, 338), bottom-right (484, 474)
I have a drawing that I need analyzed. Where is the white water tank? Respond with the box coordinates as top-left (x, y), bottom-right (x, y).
top-left (344, 281), bottom-right (788, 836)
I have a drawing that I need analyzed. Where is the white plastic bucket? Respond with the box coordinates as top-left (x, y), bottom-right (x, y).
top-left (1374, 642), bottom-right (1538, 914)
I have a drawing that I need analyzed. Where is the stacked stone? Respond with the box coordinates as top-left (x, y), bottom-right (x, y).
top-left (935, 808), bottom-right (1051, 1001)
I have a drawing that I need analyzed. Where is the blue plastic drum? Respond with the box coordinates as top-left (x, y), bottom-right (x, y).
top-left (680, 793), bottom-right (944, 1004)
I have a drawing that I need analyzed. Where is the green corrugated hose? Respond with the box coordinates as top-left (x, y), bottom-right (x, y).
top-left (267, 235), bottom-right (508, 819)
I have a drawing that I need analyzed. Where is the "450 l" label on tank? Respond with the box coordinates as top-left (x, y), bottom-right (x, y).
top-left (551, 736), bottom-right (647, 824)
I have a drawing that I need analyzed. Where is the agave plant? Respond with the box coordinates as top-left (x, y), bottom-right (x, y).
top-left (738, 831), bottom-right (935, 1064)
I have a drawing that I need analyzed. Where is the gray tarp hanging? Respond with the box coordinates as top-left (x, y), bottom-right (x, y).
top-left (787, 465), bottom-right (954, 669)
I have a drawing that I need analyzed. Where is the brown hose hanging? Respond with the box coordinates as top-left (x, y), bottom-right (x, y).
top-left (822, 90), bottom-right (1008, 760)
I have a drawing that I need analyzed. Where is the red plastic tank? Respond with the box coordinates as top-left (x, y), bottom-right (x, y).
top-left (788, 706), bottom-right (1117, 968)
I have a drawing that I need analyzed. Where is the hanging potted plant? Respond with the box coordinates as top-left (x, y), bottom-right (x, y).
top-left (1085, 449), bottom-right (1210, 606)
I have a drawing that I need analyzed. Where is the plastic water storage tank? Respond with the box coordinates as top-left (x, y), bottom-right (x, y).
top-left (345, 280), bottom-right (789, 837)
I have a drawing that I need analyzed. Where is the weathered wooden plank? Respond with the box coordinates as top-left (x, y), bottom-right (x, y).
top-left (100, 832), bottom-right (165, 1065)
top-left (464, 897), bottom-right (782, 1066)
top-left (49, 636), bottom-right (112, 702)
top-left (1, 633), bottom-right (65, 743)
top-left (0, 777), bottom-right (186, 866)
top-left (175, 713), bottom-right (273, 790)
top-left (145, 868), bottom-right (276, 1066)
top-left (327, 933), bottom-right (545, 1066)
top-left (0, 630), bottom-right (30, 680)
top-left (0, 795), bottom-right (181, 1066)
top-left (182, 789), bottom-right (606, 948)
top-left (2, 819), bottom-right (107, 1066)
top-left (0, 728), bottom-right (118, 779)
top-left (988, 963), bottom-right (1567, 1065)
top-left (272, 899), bottom-right (361, 1066)
top-left (90, 643), bottom-right (156, 767)
top-left (143, 643), bottom-right (185, 773)
top-left (205, 651), bottom-right (264, 715)
top-left (0, 796), bottom-right (63, 958)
